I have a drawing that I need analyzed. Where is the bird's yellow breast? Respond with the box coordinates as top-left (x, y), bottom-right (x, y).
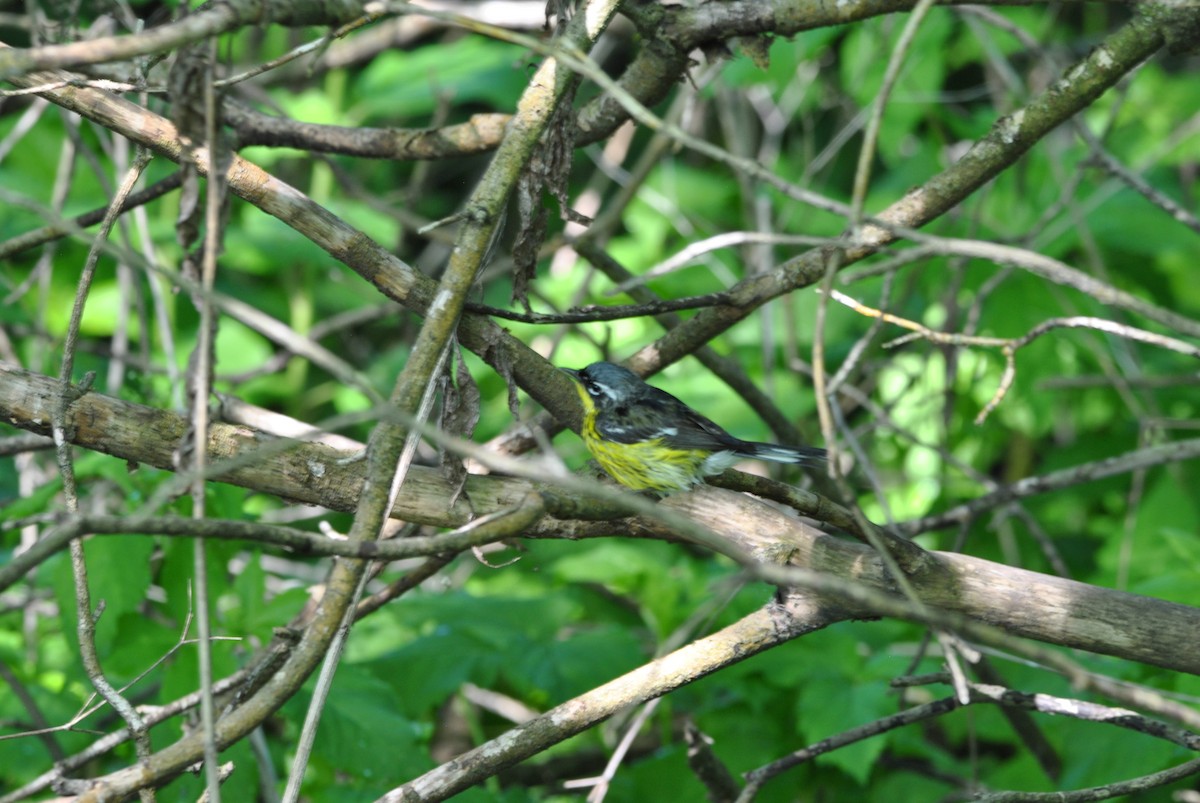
top-left (573, 384), bottom-right (708, 492)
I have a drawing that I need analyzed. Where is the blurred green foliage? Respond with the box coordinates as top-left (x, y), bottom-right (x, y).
top-left (2, 4), bottom-right (1198, 802)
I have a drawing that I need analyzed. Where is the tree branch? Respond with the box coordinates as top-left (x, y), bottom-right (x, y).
top-left (381, 594), bottom-right (845, 801)
top-left (3, 362), bottom-right (1198, 678)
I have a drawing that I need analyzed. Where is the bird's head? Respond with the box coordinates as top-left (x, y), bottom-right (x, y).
top-left (563, 361), bottom-right (644, 414)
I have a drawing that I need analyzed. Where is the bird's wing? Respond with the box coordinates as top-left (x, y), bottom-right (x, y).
top-left (595, 389), bottom-right (743, 452)
top-left (667, 407), bottom-right (746, 452)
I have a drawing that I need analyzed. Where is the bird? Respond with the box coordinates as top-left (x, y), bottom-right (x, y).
top-left (563, 361), bottom-right (825, 493)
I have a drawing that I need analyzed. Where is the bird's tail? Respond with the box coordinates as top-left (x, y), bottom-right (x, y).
top-left (740, 442), bottom-right (827, 465)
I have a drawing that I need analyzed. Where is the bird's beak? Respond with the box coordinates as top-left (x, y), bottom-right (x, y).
top-left (561, 367), bottom-right (581, 381)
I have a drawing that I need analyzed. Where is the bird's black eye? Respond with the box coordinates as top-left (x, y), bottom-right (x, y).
top-left (586, 381), bottom-right (603, 397)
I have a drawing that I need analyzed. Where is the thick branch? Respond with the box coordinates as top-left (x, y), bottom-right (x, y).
top-left (0, 362), bottom-right (582, 529)
top-left (653, 488), bottom-right (1200, 677)
top-left (382, 594), bottom-right (845, 801)
top-left (3, 363), bottom-right (1197, 677)
top-left (0, 0), bottom-right (366, 79)
top-left (225, 99), bottom-right (510, 159)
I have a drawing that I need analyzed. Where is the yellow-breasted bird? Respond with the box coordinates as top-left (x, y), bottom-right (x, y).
top-left (564, 361), bottom-right (825, 493)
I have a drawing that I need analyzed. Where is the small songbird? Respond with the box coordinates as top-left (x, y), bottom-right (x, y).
top-left (564, 361), bottom-right (825, 493)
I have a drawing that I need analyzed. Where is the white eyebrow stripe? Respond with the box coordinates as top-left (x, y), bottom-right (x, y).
top-left (595, 384), bottom-right (620, 401)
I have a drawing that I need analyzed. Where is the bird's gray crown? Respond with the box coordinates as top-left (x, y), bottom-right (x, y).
top-left (573, 361), bottom-right (645, 408)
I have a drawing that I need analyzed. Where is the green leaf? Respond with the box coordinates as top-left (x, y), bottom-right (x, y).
top-left (78, 535), bottom-right (154, 655)
top-left (287, 665), bottom-right (430, 782)
top-left (507, 624), bottom-right (643, 703)
top-left (353, 38), bottom-right (529, 121)
top-left (366, 630), bottom-right (495, 717)
top-left (213, 318), bottom-right (274, 375)
top-left (840, 15), bottom-right (952, 164)
top-left (0, 476), bottom-right (62, 522)
top-left (797, 676), bottom-right (890, 784)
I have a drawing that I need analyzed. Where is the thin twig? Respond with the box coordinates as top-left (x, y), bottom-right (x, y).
top-left (190, 38), bottom-right (224, 802)
top-left (898, 438), bottom-right (1200, 536)
top-left (562, 698), bottom-right (661, 802)
top-left (973, 757), bottom-right (1200, 802)
top-left (606, 232), bottom-right (838, 296)
top-left (54, 147), bottom-right (156, 801)
top-left (463, 291), bottom-right (734, 324)
top-left (281, 336), bottom-right (454, 801)
top-left (213, 7), bottom-right (386, 88)
top-left (1077, 123), bottom-right (1200, 235)
top-left (0, 171), bottom-right (183, 264)
top-left (0, 667), bottom-right (249, 803)
top-left (848, 0), bottom-right (938, 231)
top-left (683, 720), bottom-right (740, 803)
top-left (830, 288), bottom-right (1200, 422)
top-left (739, 680), bottom-right (1200, 800)
top-left (280, 566), bottom-right (371, 803)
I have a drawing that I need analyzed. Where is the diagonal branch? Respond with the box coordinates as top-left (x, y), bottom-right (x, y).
top-left (628, 9), bottom-right (1183, 374)
top-left (382, 594), bottom-right (845, 802)
top-left (0, 43), bottom-right (583, 430)
top-left (0, 0), bottom-right (368, 79)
